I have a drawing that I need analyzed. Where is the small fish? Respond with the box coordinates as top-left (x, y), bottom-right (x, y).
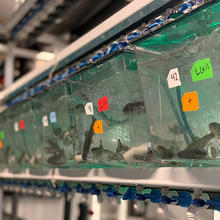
top-left (91, 139), bottom-right (104, 159)
top-left (53, 127), bottom-right (63, 137)
top-left (156, 146), bottom-right (173, 159)
top-left (98, 149), bottom-right (121, 161)
top-left (177, 133), bottom-right (215, 159)
top-left (177, 149), bottom-right (207, 159)
top-left (44, 138), bottom-right (63, 154)
top-left (133, 150), bottom-right (154, 161)
top-left (75, 104), bottom-right (85, 114)
top-left (91, 140), bottom-right (122, 161)
top-left (122, 101), bottom-right (145, 114)
top-left (44, 147), bottom-right (58, 154)
top-left (82, 116), bottom-right (96, 160)
top-left (116, 139), bottom-right (129, 153)
top-left (209, 122), bottom-right (220, 138)
top-left (47, 149), bottom-right (64, 165)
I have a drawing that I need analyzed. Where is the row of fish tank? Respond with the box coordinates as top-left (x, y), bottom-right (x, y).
top-left (1, 0), bottom-right (220, 169)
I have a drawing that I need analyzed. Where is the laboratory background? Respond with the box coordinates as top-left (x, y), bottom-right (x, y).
top-left (0, 0), bottom-right (219, 219)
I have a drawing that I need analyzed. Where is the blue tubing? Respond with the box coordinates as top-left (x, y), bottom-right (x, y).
top-left (176, 86), bottom-right (195, 140)
top-left (161, 79), bottom-right (190, 145)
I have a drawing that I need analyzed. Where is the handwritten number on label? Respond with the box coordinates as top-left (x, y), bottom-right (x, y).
top-left (171, 72), bottom-right (178, 81)
top-left (167, 68), bottom-right (181, 88)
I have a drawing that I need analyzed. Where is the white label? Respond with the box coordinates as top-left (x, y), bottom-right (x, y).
top-left (85, 102), bottom-right (94, 115)
top-left (14, 122), bottom-right (19, 132)
top-left (167, 68), bottom-right (181, 88)
top-left (42, 115), bottom-right (49, 127)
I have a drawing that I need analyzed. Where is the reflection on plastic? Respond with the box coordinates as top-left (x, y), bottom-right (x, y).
top-left (167, 68), bottom-right (181, 88)
top-left (98, 96), bottom-right (109, 112)
top-left (191, 58), bottom-right (213, 82)
top-left (181, 91), bottom-right (199, 112)
top-left (93, 120), bottom-right (103, 134)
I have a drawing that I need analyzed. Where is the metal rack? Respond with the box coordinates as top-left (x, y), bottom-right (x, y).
top-left (0, 167), bottom-right (220, 192)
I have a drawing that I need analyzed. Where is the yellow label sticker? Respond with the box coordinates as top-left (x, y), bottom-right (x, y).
top-left (181, 91), bottom-right (199, 112)
top-left (93, 120), bottom-right (103, 134)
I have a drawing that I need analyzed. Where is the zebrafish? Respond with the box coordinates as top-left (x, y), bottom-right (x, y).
top-left (91, 139), bottom-right (127, 161)
top-left (156, 146), bottom-right (173, 159)
top-left (91, 139), bottom-right (104, 159)
top-left (122, 101), bottom-right (145, 114)
top-left (177, 133), bottom-right (215, 159)
top-left (209, 122), bottom-right (220, 138)
top-left (47, 149), bottom-right (65, 165)
top-left (116, 139), bottom-right (129, 153)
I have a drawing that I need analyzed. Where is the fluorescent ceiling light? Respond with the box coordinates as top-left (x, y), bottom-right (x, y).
top-left (36, 51), bottom-right (55, 61)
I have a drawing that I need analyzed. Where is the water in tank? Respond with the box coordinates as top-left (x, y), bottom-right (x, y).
top-left (135, 1), bottom-right (220, 166)
top-left (64, 51), bottom-right (157, 168)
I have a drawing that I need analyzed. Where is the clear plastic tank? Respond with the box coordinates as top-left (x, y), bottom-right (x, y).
top-left (135, 1), bottom-right (220, 166)
top-left (67, 51), bottom-right (155, 168)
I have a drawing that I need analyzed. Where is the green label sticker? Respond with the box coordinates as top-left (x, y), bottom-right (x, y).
top-left (0, 131), bottom-right (4, 140)
top-left (191, 58), bottom-right (213, 82)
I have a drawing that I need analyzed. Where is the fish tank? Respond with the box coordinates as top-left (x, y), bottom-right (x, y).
top-left (31, 81), bottom-right (74, 167)
top-left (135, 1), bottom-right (220, 166)
top-left (6, 100), bottom-right (39, 168)
top-left (0, 112), bottom-right (14, 167)
top-left (66, 50), bottom-right (156, 168)
top-left (0, 50), bottom-right (159, 169)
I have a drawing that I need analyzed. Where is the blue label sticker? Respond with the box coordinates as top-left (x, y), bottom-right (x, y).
top-left (49, 112), bottom-right (57, 123)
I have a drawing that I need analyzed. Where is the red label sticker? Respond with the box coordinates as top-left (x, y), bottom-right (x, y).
top-left (97, 96), bottom-right (109, 112)
top-left (20, 120), bottom-right (25, 130)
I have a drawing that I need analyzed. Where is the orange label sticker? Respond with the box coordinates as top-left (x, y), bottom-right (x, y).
top-left (93, 120), bottom-right (103, 134)
top-left (181, 91), bottom-right (199, 112)
top-left (0, 140), bottom-right (3, 149)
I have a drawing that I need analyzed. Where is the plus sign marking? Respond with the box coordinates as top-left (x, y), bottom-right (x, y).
top-left (188, 98), bottom-right (193, 104)
top-left (181, 91), bottom-right (199, 112)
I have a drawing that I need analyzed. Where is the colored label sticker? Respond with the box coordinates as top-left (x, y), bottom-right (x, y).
top-left (191, 58), bottom-right (213, 82)
top-left (93, 120), bottom-right (103, 134)
top-left (97, 96), bottom-right (109, 112)
top-left (0, 140), bottom-right (3, 149)
top-left (20, 120), bottom-right (25, 130)
top-left (181, 91), bottom-right (199, 112)
top-left (0, 131), bottom-right (4, 140)
top-left (167, 68), bottom-right (181, 88)
top-left (42, 115), bottom-right (49, 127)
top-left (50, 112), bottom-right (57, 123)
top-left (85, 102), bottom-right (94, 115)
top-left (14, 122), bottom-right (19, 132)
